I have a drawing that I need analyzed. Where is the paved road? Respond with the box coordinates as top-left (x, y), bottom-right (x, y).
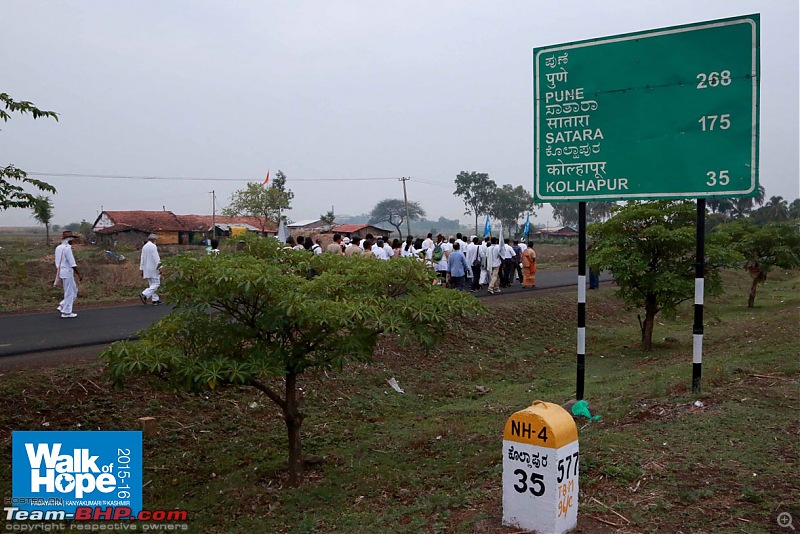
top-left (0, 304), bottom-right (173, 357)
top-left (0, 269), bottom-right (611, 357)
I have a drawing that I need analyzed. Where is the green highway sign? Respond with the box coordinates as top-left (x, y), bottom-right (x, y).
top-left (533, 14), bottom-right (760, 202)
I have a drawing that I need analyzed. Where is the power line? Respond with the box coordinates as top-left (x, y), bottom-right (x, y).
top-left (412, 178), bottom-right (452, 189)
top-left (25, 171), bottom-right (456, 188)
top-left (25, 172), bottom-right (403, 183)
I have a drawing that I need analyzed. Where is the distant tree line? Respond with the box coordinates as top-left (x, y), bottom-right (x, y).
top-left (549, 185), bottom-right (800, 229)
top-left (453, 171), bottom-right (539, 237)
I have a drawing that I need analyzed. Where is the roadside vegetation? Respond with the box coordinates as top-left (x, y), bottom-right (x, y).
top-left (0, 268), bottom-right (797, 532)
top-left (103, 237), bottom-right (485, 485)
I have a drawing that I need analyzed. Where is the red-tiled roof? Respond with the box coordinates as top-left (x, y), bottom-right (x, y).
top-left (97, 211), bottom-right (185, 233)
top-left (94, 211), bottom-right (276, 234)
top-left (332, 224), bottom-right (368, 233)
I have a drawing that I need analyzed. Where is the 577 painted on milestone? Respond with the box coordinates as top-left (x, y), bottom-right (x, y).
top-left (533, 14), bottom-right (760, 202)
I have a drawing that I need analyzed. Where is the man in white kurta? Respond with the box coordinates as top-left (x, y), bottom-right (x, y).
top-left (55, 231), bottom-right (82, 318)
top-left (487, 237), bottom-right (503, 294)
top-left (139, 233), bottom-right (162, 305)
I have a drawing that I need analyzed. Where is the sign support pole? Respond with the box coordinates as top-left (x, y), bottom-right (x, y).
top-left (576, 202), bottom-right (586, 400)
top-left (692, 199), bottom-right (706, 393)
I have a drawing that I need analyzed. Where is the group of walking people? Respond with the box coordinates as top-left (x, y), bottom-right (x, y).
top-left (291, 231), bottom-right (537, 294)
top-left (54, 231), bottom-right (162, 318)
top-left (52, 228), bottom-right (537, 319)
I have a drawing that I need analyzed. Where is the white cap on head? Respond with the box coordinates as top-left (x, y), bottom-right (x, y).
top-left (148, 234), bottom-right (158, 240)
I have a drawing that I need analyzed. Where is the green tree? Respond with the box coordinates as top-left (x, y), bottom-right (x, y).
top-left (588, 201), bottom-right (737, 350)
top-left (789, 198), bottom-right (800, 220)
top-left (550, 203), bottom-right (579, 228)
top-left (730, 185), bottom-right (765, 218)
top-left (368, 198), bottom-right (425, 239)
top-left (707, 198), bottom-right (734, 216)
top-left (222, 179), bottom-right (292, 230)
top-left (552, 202), bottom-right (613, 228)
top-left (761, 196), bottom-right (790, 223)
top-left (454, 171), bottom-right (497, 236)
top-left (716, 220), bottom-right (800, 307)
top-left (31, 195), bottom-right (54, 244)
top-left (320, 210), bottom-right (336, 231)
top-left (589, 202), bottom-right (615, 222)
top-left (1, 93), bottom-right (59, 210)
top-left (102, 237), bottom-right (483, 485)
top-left (64, 219), bottom-right (92, 237)
top-left (490, 185), bottom-right (533, 237)
top-left (271, 170), bottom-right (293, 198)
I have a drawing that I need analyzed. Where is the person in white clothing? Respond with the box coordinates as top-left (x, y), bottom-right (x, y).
top-left (487, 237), bottom-right (503, 294)
top-left (382, 237), bottom-right (394, 259)
top-left (500, 240), bottom-right (516, 287)
top-left (465, 236), bottom-right (481, 291)
top-left (401, 236), bottom-right (417, 258)
top-left (139, 233), bottom-right (162, 305)
top-left (441, 237), bottom-right (454, 284)
top-left (479, 236), bottom-right (491, 287)
top-left (455, 233), bottom-right (467, 254)
top-left (54, 231), bottom-right (82, 318)
top-left (373, 239), bottom-right (389, 260)
top-left (421, 233), bottom-right (434, 254)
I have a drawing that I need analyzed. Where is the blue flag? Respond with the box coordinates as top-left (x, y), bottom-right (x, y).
top-left (483, 215), bottom-right (491, 237)
top-left (522, 213), bottom-right (530, 240)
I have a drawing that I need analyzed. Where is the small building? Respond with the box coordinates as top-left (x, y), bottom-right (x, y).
top-left (92, 211), bottom-right (276, 247)
top-left (533, 226), bottom-right (579, 239)
top-left (287, 219), bottom-right (329, 232)
top-left (180, 215), bottom-right (276, 239)
top-left (331, 223), bottom-right (394, 239)
top-left (92, 211), bottom-right (186, 247)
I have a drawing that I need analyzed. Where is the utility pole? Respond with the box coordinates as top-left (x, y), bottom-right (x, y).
top-left (400, 176), bottom-right (411, 238)
top-left (211, 190), bottom-right (216, 242)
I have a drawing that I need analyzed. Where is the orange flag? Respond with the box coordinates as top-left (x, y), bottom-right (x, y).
top-left (262, 170), bottom-right (270, 186)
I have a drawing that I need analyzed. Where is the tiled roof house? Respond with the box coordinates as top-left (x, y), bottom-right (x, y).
top-left (92, 210), bottom-right (276, 246)
top-left (331, 223), bottom-right (394, 238)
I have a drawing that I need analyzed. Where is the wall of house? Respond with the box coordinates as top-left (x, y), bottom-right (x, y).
top-left (92, 213), bottom-right (115, 231)
top-left (96, 230), bottom-right (180, 248)
top-left (95, 230), bottom-right (149, 248)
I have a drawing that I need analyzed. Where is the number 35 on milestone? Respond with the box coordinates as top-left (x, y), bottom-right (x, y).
top-left (503, 401), bottom-right (579, 533)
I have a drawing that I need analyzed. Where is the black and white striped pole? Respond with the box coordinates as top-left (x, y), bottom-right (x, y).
top-left (577, 202), bottom-right (586, 400)
top-left (693, 199), bottom-right (706, 394)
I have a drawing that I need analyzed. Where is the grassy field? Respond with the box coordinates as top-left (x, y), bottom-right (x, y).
top-left (0, 266), bottom-right (797, 533)
top-left (0, 234), bottom-right (579, 313)
top-left (0, 235), bottom-right (203, 312)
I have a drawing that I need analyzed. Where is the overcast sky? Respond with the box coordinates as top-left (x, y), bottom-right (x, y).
top-left (1, 0), bottom-right (797, 228)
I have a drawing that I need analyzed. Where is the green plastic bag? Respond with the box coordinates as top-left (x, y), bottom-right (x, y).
top-left (571, 400), bottom-right (601, 421)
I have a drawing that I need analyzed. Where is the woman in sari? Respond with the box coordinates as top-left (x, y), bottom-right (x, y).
top-left (521, 241), bottom-right (537, 288)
